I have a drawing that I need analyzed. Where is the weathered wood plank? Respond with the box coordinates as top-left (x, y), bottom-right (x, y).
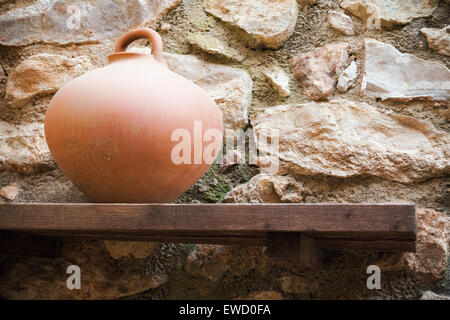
top-left (0, 203), bottom-right (417, 254)
top-left (0, 203), bottom-right (416, 236)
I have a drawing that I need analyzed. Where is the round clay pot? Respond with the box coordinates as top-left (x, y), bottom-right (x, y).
top-left (45, 28), bottom-right (223, 203)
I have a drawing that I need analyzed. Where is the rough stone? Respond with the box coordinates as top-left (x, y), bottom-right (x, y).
top-left (163, 52), bottom-right (252, 131)
top-left (0, 240), bottom-right (168, 299)
top-left (327, 10), bottom-right (355, 35)
top-left (420, 26), bottom-right (450, 56)
top-left (447, 217), bottom-right (450, 245)
top-left (159, 22), bottom-right (171, 32)
top-left (187, 33), bottom-right (245, 62)
top-left (237, 291), bottom-right (283, 300)
top-left (0, 65), bottom-right (6, 83)
top-left (104, 241), bottom-right (159, 260)
top-left (0, 121), bottom-right (52, 175)
top-left (337, 60), bottom-right (358, 92)
top-left (403, 208), bottom-right (449, 279)
top-left (290, 42), bottom-right (349, 100)
top-left (0, 0), bottom-right (182, 46)
top-left (420, 291), bottom-right (450, 300)
top-left (251, 100), bottom-right (449, 183)
top-left (298, 0), bottom-right (316, 11)
top-left (204, 0), bottom-right (299, 49)
top-left (263, 66), bottom-right (290, 97)
top-left (185, 244), bottom-right (231, 281)
top-left (6, 53), bottom-right (95, 107)
top-left (223, 173), bottom-right (308, 203)
top-left (340, 0), bottom-right (438, 29)
top-left (278, 276), bottom-right (319, 295)
top-left (362, 38), bottom-right (450, 102)
top-left (0, 183), bottom-right (20, 200)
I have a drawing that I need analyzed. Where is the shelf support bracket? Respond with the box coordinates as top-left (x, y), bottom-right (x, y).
top-left (267, 233), bottom-right (322, 269)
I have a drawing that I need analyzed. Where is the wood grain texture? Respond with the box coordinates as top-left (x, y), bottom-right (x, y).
top-left (0, 203), bottom-right (417, 252)
top-left (299, 234), bottom-right (322, 269)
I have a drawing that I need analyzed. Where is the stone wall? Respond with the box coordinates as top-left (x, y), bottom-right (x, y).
top-left (0, 0), bottom-right (449, 299)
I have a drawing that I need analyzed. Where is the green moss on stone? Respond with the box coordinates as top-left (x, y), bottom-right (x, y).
top-left (202, 164), bottom-right (230, 203)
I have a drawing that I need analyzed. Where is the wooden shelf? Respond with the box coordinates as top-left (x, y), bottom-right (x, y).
top-left (0, 203), bottom-right (417, 268)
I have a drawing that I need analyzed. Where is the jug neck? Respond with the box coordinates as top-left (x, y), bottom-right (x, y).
top-left (107, 52), bottom-right (162, 65)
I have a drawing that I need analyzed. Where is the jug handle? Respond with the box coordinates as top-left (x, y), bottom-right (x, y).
top-left (114, 28), bottom-right (163, 63)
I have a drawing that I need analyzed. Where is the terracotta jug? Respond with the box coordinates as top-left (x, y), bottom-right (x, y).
top-left (45, 28), bottom-right (223, 203)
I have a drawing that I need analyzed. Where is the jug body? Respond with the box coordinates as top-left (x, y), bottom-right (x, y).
top-left (44, 28), bottom-right (223, 202)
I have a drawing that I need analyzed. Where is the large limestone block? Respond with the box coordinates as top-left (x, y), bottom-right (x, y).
top-left (6, 53), bottom-right (95, 107)
top-left (327, 10), bottom-right (355, 35)
top-left (0, 121), bottom-right (52, 175)
top-left (0, 0), bottom-right (181, 46)
top-left (421, 26), bottom-right (450, 56)
top-left (362, 38), bottom-right (450, 102)
top-left (340, 0), bottom-right (438, 29)
top-left (290, 42), bottom-right (350, 100)
top-left (403, 208), bottom-right (449, 278)
top-left (186, 33), bottom-right (245, 62)
top-left (204, 0), bottom-right (299, 49)
top-left (104, 241), bottom-right (159, 260)
top-left (223, 173), bottom-right (308, 203)
top-left (163, 53), bottom-right (253, 131)
top-left (251, 100), bottom-right (449, 183)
